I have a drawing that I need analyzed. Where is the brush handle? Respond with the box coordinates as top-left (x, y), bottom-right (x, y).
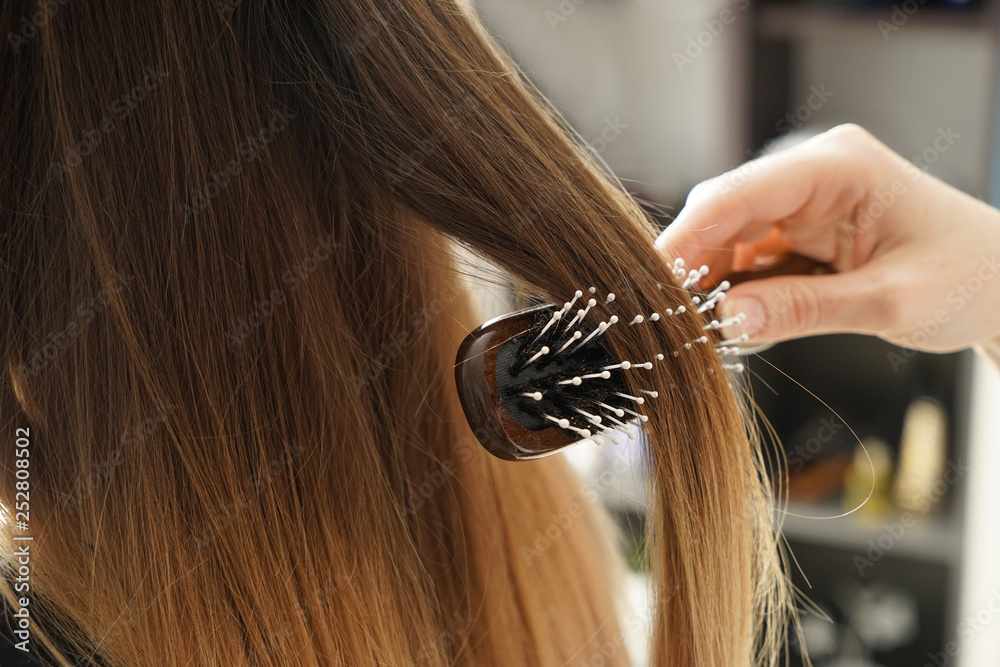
top-left (724, 252), bottom-right (834, 287)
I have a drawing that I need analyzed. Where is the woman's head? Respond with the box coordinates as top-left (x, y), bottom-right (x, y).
top-left (0, 0), bottom-right (788, 664)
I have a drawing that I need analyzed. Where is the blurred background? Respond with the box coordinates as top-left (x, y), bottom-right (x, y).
top-left (467, 1), bottom-right (1000, 665)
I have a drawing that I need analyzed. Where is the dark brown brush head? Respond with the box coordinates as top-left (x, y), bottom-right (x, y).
top-left (455, 293), bottom-right (646, 461)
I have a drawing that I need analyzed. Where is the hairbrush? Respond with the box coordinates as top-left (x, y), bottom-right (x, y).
top-left (454, 258), bottom-right (750, 461)
top-left (455, 253), bottom-right (834, 461)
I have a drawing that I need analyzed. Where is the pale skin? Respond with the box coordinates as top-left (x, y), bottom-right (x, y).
top-left (654, 123), bottom-right (1000, 367)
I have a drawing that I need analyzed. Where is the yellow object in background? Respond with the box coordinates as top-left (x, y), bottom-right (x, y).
top-left (893, 397), bottom-right (949, 514)
top-left (842, 437), bottom-right (895, 525)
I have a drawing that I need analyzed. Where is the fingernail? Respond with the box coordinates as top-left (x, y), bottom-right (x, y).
top-left (722, 296), bottom-right (765, 341)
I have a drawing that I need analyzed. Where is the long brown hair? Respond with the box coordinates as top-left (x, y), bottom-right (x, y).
top-left (0, 0), bottom-right (789, 664)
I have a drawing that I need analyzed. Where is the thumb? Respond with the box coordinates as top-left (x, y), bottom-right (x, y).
top-left (722, 271), bottom-right (884, 343)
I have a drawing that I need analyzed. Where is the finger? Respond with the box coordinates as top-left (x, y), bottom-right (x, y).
top-left (655, 135), bottom-right (865, 265)
top-left (721, 270), bottom-right (885, 344)
top-left (653, 237), bottom-right (730, 288)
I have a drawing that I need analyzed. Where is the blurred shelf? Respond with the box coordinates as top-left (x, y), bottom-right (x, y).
top-left (778, 500), bottom-right (963, 565)
top-left (757, 3), bottom-right (997, 40)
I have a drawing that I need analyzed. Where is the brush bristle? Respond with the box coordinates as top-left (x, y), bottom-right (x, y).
top-left (494, 261), bottom-right (748, 444)
top-left (494, 301), bottom-right (648, 445)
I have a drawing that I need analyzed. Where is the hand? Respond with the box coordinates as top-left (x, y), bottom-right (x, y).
top-left (655, 124), bottom-right (1000, 354)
